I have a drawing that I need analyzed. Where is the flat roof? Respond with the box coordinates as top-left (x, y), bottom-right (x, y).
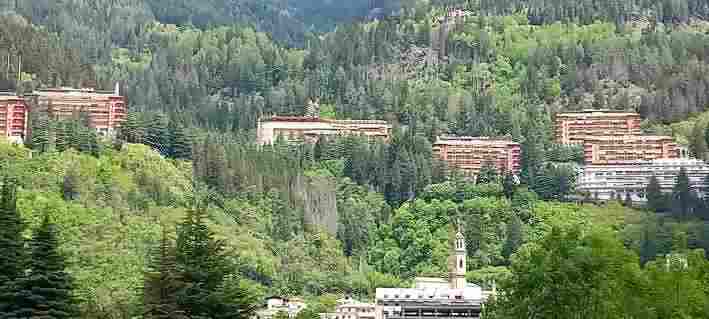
top-left (555, 110), bottom-right (640, 117)
top-left (434, 136), bottom-right (519, 146)
top-left (582, 158), bottom-right (709, 168)
top-left (0, 95), bottom-right (23, 101)
top-left (261, 115), bottom-right (389, 125)
top-left (583, 135), bottom-right (675, 142)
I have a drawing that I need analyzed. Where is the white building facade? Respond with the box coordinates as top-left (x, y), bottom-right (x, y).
top-left (577, 159), bottom-right (709, 201)
top-left (374, 231), bottom-right (486, 319)
top-left (255, 296), bottom-right (307, 319)
top-left (320, 298), bottom-right (377, 319)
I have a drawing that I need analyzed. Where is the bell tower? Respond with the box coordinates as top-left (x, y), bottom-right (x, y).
top-left (451, 229), bottom-right (467, 289)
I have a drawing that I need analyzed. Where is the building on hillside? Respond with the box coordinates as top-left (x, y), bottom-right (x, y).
top-left (320, 297), bottom-right (377, 319)
top-left (256, 115), bottom-right (391, 145)
top-left (555, 110), bottom-right (642, 144)
top-left (25, 86), bottom-right (126, 136)
top-left (583, 135), bottom-right (680, 164)
top-left (432, 136), bottom-right (521, 179)
top-left (255, 296), bottom-right (307, 319)
top-left (576, 159), bottom-right (709, 201)
top-left (374, 232), bottom-right (488, 319)
top-left (0, 94), bottom-right (28, 143)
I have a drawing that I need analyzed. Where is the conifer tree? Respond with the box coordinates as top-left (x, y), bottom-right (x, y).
top-left (143, 229), bottom-right (187, 319)
top-left (502, 172), bottom-right (517, 199)
top-left (0, 177), bottom-right (24, 315)
top-left (169, 122), bottom-right (193, 160)
top-left (29, 112), bottom-right (52, 153)
top-left (624, 192), bottom-right (633, 207)
top-left (646, 175), bottom-right (665, 213)
top-left (8, 214), bottom-right (77, 319)
top-left (477, 160), bottom-right (499, 184)
top-left (146, 113), bottom-right (171, 157)
top-left (118, 112), bottom-right (145, 144)
top-left (175, 193), bottom-right (228, 317)
top-left (501, 215), bottom-right (523, 260)
top-left (672, 167), bottom-right (694, 219)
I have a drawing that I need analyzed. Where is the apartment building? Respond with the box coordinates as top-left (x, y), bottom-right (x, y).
top-left (25, 87), bottom-right (126, 135)
top-left (256, 115), bottom-right (391, 144)
top-left (577, 159), bottom-right (709, 201)
top-left (432, 136), bottom-right (521, 178)
top-left (555, 110), bottom-right (642, 144)
top-left (0, 94), bottom-right (28, 143)
top-left (584, 135), bottom-right (680, 165)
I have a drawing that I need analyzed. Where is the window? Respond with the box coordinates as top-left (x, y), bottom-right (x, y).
top-left (459, 259), bottom-right (463, 269)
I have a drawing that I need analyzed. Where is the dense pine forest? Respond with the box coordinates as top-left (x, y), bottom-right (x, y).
top-left (5, 0), bottom-right (709, 318)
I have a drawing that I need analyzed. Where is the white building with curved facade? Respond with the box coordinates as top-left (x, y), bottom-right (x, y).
top-left (577, 159), bottom-right (709, 201)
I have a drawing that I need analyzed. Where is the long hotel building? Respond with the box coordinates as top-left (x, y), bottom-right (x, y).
top-left (432, 136), bottom-right (521, 178)
top-left (257, 116), bottom-right (392, 144)
top-left (577, 159), bottom-right (709, 201)
top-left (555, 110), bottom-right (642, 144)
top-left (25, 87), bottom-right (127, 135)
top-left (584, 135), bottom-right (680, 165)
top-left (0, 94), bottom-right (28, 143)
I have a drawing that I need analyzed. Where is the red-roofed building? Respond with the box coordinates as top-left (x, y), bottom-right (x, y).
top-left (555, 110), bottom-right (642, 145)
top-left (584, 135), bottom-right (679, 165)
top-left (432, 136), bottom-right (521, 178)
top-left (25, 87), bottom-right (126, 136)
top-left (257, 115), bottom-right (391, 144)
top-left (0, 94), bottom-right (28, 143)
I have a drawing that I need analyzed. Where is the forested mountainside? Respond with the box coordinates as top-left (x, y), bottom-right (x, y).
top-left (6, 0), bottom-right (709, 318)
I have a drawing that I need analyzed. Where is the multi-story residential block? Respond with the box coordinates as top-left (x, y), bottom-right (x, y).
top-left (555, 110), bottom-right (642, 144)
top-left (374, 232), bottom-right (487, 319)
top-left (576, 159), bottom-right (709, 202)
top-left (0, 94), bottom-right (28, 143)
top-left (25, 87), bottom-right (126, 135)
top-left (584, 135), bottom-right (680, 165)
top-left (432, 136), bottom-right (521, 178)
top-left (256, 115), bottom-right (391, 144)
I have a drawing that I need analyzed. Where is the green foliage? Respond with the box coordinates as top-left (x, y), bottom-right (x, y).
top-left (647, 175), bottom-right (668, 213)
top-left (492, 227), bottom-right (645, 319)
top-left (532, 163), bottom-right (577, 201)
top-left (0, 177), bottom-right (24, 315)
top-left (7, 214), bottom-right (78, 319)
top-left (672, 167), bottom-right (696, 220)
top-left (477, 160), bottom-right (499, 184)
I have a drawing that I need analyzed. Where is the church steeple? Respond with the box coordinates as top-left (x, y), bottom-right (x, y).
top-left (451, 227), bottom-right (467, 289)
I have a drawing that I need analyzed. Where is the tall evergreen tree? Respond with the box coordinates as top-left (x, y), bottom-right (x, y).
top-left (146, 113), bottom-right (171, 157)
top-left (169, 122), bottom-right (193, 160)
top-left (501, 215), bottom-right (523, 260)
top-left (672, 167), bottom-right (694, 220)
top-left (477, 160), bottom-right (499, 184)
top-left (175, 194), bottom-right (228, 317)
top-left (646, 174), bottom-right (665, 213)
top-left (7, 214), bottom-right (77, 319)
top-left (143, 229), bottom-right (187, 319)
top-left (29, 112), bottom-right (52, 153)
top-left (0, 177), bottom-right (24, 315)
top-left (119, 112), bottom-right (145, 144)
top-left (502, 172), bottom-right (517, 199)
